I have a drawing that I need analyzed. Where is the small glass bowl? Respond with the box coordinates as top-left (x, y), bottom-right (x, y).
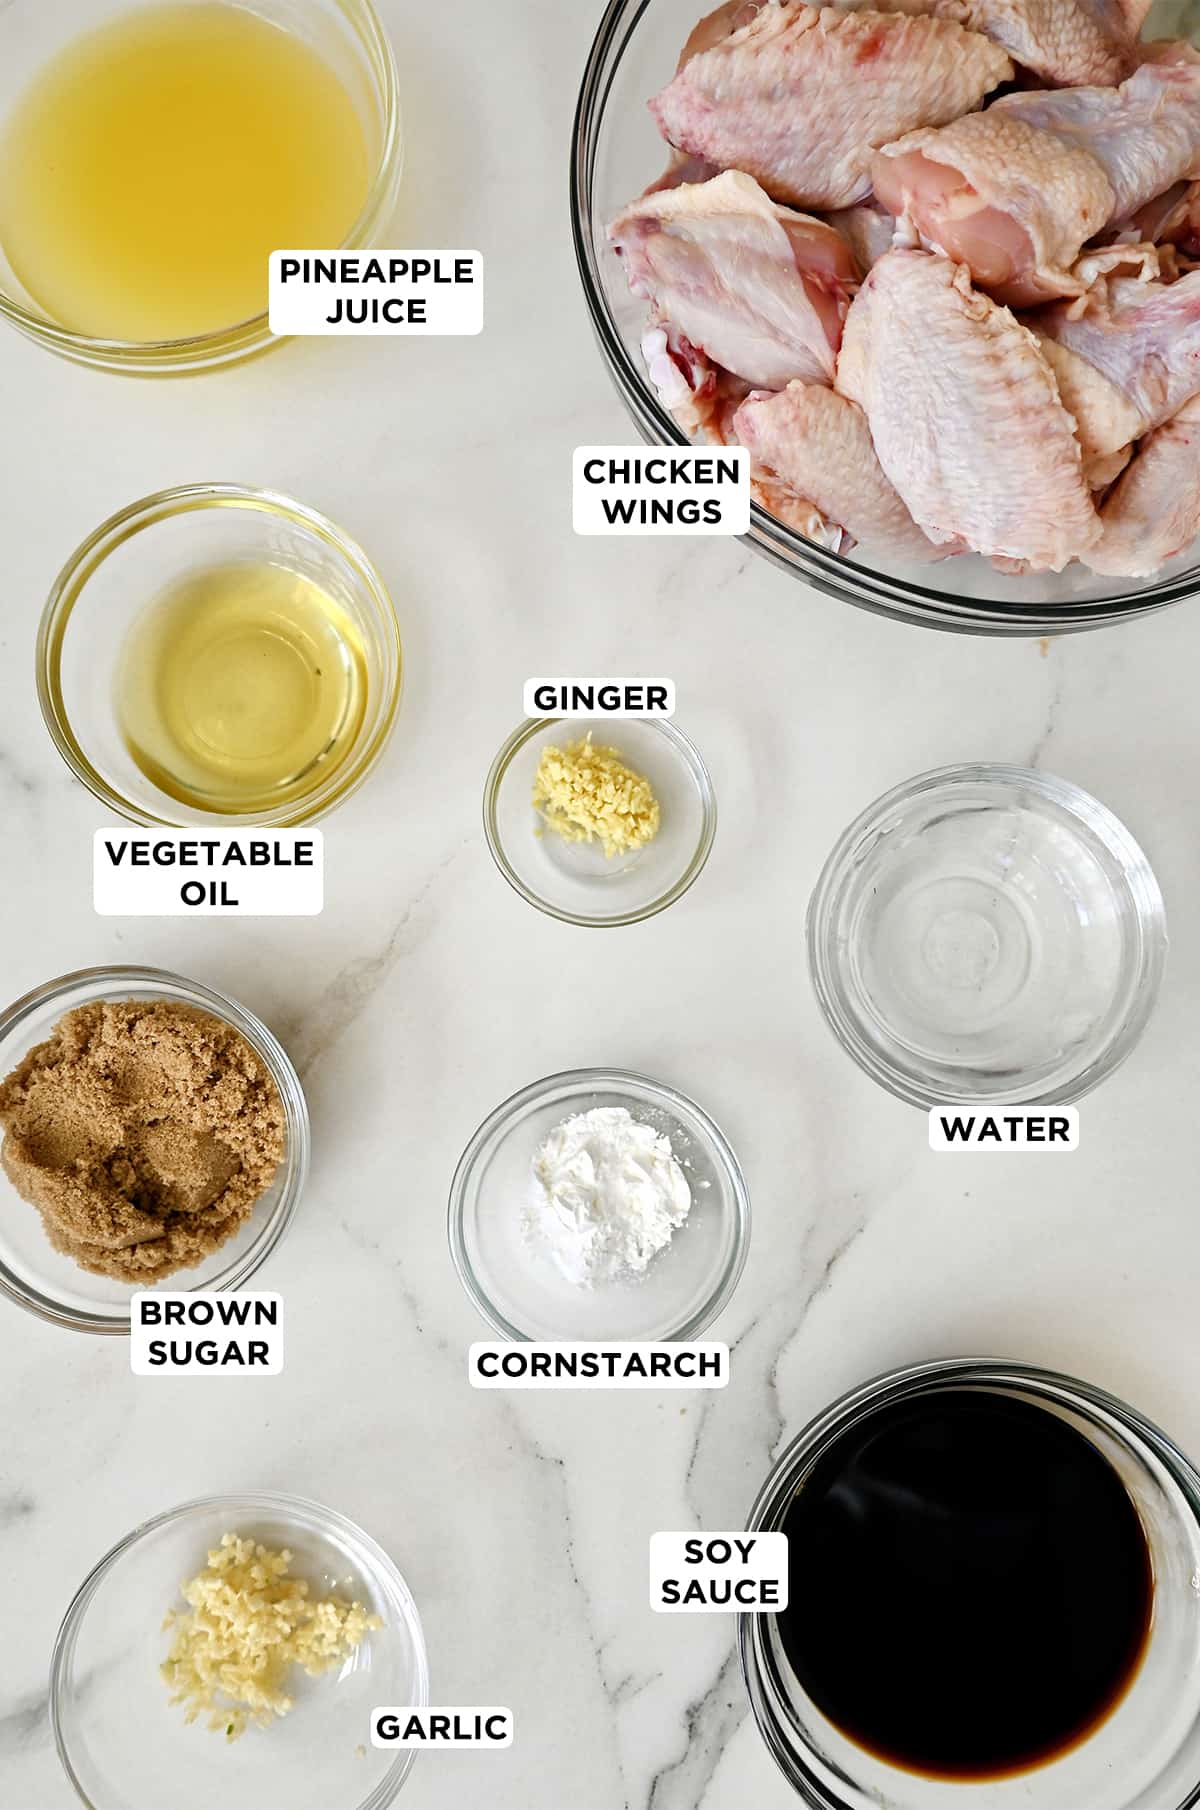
top-left (37, 484), bottom-right (403, 828)
top-left (51, 1492), bottom-right (429, 1810)
top-left (0, 966), bottom-right (309, 1335)
top-left (484, 717), bottom-right (716, 926)
top-left (807, 765), bottom-right (1167, 1108)
top-left (740, 1360), bottom-right (1200, 1810)
top-left (448, 1067), bottom-right (750, 1340)
top-left (0, 0), bottom-right (403, 374)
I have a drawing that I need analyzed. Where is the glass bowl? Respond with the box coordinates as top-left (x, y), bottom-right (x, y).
top-left (0, 966), bottom-right (309, 1335)
top-left (484, 716), bottom-right (716, 926)
top-left (0, 0), bottom-right (402, 374)
top-left (448, 1068), bottom-right (750, 1340)
top-left (807, 765), bottom-right (1167, 1108)
top-left (38, 484), bottom-right (403, 828)
top-left (740, 1359), bottom-right (1200, 1810)
top-left (51, 1491), bottom-right (429, 1810)
top-left (571, 0), bottom-right (1200, 635)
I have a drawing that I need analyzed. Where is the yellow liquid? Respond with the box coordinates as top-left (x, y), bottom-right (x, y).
top-left (0, 3), bottom-right (371, 341)
top-left (117, 560), bottom-right (368, 815)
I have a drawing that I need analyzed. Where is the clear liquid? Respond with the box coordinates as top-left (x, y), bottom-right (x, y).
top-left (116, 560), bottom-right (368, 815)
top-left (0, 3), bottom-right (371, 341)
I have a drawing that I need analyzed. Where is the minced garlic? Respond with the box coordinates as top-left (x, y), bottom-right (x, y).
top-left (161, 1532), bottom-right (381, 1741)
top-left (532, 734), bottom-right (661, 858)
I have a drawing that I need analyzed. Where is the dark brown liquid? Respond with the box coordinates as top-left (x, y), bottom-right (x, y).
top-left (779, 1389), bottom-right (1153, 1780)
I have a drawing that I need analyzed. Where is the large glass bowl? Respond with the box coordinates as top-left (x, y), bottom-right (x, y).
top-left (571, 0), bottom-right (1200, 634)
top-left (0, 0), bottom-right (402, 374)
top-left (740, 1360), bottom-right (1200, 1809)
top-left (51, 1493), bottom-right (429, 1810)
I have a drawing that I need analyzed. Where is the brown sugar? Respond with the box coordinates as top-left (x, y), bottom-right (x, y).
top-left (0, 1000), bottom-right (285, 1282)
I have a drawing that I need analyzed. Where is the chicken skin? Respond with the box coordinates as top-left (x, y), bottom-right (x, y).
top-left (836, 250), bottom-right (1099, 567)
top-left (610, 171), bottom-right (858, 391)
top-left (733, 380), bottom-right (944, 557)
top-left (650, 4), bottom-right (1012, 210)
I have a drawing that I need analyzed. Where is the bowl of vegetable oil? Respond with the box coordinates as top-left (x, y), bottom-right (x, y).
top-left (38, 485), bottom-right (403, 826)
top-left (0, 0), bottom-right (402, 373)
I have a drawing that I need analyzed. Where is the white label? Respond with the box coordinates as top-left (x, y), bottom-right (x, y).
top-left (371, 1708), bottom-right (513, 1749)
top-left (929, 1107), bottom-right (1080, 1152)
top-left (269, 250), bottom-right (483, 335)
top-left (650, 1532), bottom-right (788, 1613)
top-left (523, 677), bottom-right (676, 719)
top-left (130, 1293), bottom-right (283, 1375)
top-left (94, 830), bottom-right (323, 917)
top-left (469, 1341), bottom-right (728, 1390)
top-left (573, 446), bottom-right (750, 536)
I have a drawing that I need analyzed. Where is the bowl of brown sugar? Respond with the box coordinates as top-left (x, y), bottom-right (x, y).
top-left (0, 966), bottom-right (309, 1333)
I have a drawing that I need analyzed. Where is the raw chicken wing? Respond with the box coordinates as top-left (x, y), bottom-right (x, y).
top-left (874, 62), bottom-right (1200, 304)
top-left (1035, 272), bottom-right (1200, 437)
top-left (825, 0), bottom-right (1136, 87)
top-left (733, 380), bottom-right (944, 557)
top-left (609, 171), bottom-right (858, 390)
top-left (1030, 332), bottom-right (1144, 484)
top-left (873, 113), bottom-right (1114, 305)
top-left (836, 249), bottom-right (1099, 567)
top-left (1088, 396), bottom-right (1200, 574)
top-left (650, 4), bottom-right (1013, 210)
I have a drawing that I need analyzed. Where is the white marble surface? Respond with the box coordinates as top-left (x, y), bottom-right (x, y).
top-left (4, 4), bottom-right (1200, 1808)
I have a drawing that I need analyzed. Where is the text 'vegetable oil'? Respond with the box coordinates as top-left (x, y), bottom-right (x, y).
top-left (117, 561), bottom-right (368, 815)
top-left (0, 3), bottom-right (371, 342)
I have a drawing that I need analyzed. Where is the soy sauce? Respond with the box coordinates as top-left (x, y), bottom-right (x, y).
top-left (779, 1388), bottom-right (1153, 1780)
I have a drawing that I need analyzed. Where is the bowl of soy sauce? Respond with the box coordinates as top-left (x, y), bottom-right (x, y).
top-left (740, 1360), bottom-right (1200, 1808)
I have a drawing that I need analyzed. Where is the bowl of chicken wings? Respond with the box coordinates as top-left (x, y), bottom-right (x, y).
top-left (572, 0), bottom-right (1200, 632)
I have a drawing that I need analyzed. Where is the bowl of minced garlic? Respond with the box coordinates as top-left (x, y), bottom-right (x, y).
top-left (485, 716), bottom-right (717, 926)
top-left (51, 1494), bottom-right (429, 1805)
top-left (162, 1534), bottom-right (381, 1740)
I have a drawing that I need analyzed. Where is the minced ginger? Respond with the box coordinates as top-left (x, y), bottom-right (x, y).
top-left (161, 1533), bottom-right (381, 1741)
top-left (532, 734), bottom-right (661, 858)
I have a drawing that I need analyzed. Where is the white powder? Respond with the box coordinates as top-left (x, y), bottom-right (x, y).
top-left (525, 1105), bottom-right (692, 1287)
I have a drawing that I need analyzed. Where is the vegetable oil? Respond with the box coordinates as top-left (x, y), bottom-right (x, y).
top-left (0, 3), bottom-right (371, 342)
top-left (117, 560), bottom-right (368, 815)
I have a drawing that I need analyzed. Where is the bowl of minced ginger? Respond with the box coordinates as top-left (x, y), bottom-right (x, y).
top-left (485, 716), bottom-right (716, 926)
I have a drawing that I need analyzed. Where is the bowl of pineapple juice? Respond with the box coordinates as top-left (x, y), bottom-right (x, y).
top-left (0, 0), bottom-right (402, 372)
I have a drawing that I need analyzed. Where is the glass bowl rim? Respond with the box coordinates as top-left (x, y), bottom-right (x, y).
top-left (569, 0), bottom-right (1200, 636)
top-left (49, 1488), bottom-right (430, 1810)
top-left (447, 1064), bottom-right (751, 1341)
top-left (36, 481), bottom-right (404, 828)
top-left (482, 715), bottom-right (718, 927)
top-left (0, 963), bottom-right (310, 1334)
top-left (0, 0), bottom-right (403, 368)
top-left (737, 1356), bottom-right (1200, 1810)
top-left (805, 762), bottom-right (1169, 1110)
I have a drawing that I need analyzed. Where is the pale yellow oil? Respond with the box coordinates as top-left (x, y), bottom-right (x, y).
top-left (0, 3), bottom-right (371, 341)
top-left (117, 560), bottom-right (368, 815)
